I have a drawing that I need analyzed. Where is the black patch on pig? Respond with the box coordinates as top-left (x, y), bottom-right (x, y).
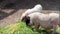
top-left (21, 16), bottom-right (30, 26)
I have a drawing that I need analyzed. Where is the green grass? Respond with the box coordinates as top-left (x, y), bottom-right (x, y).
top-left (0, 21), bottom-right (60, 34)
top-left (0, 21), bottom-right (37, 34)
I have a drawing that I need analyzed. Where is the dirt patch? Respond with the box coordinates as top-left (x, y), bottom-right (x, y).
top-left (0, 9), bottom-right (26, 26)
top-left (0, 0), bottom-right (60, 26)
top-left (0, 9), bottom-right (59, 27)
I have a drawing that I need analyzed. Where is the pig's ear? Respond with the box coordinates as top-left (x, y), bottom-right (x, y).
top-left (21, 16), bottom-right (26, 21)
top-left (27, 16), bottom-right (30, 20)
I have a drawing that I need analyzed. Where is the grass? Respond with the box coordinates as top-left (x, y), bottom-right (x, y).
top-left (0, 21), bottom-right (60, 34)
top-left (0, 21), bottom-right (37, 34)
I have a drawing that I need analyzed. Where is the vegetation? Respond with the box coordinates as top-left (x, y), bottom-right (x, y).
top-left (0, 21), bottom-right (60, 34)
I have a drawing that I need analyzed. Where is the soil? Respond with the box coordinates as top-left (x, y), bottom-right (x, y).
top-left (0, 9), bottom-right (59, 27)
top-left (0, 0), bottom-right (60, 27)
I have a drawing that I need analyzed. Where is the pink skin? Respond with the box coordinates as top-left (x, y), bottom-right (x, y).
top-left (20, 4), bottom-right (42, 21)
top-left (27, 12), bottom-right (59, 34)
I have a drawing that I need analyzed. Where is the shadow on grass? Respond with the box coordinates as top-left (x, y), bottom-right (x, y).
top-left (29, 27), bottom-right (59, 34)
top-left (37, 29), bottom-right (59, 34)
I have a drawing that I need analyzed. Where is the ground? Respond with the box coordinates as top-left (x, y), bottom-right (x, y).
top-left (0, 9), bottom-right (59, 26)
top-left (0, 0), bottom-right (60, 26)
top-left (0, 0), bottom-right (60, 34)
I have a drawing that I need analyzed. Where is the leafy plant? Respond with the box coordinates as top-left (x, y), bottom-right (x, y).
top-left (0, 21), bottom-right (60, 34)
